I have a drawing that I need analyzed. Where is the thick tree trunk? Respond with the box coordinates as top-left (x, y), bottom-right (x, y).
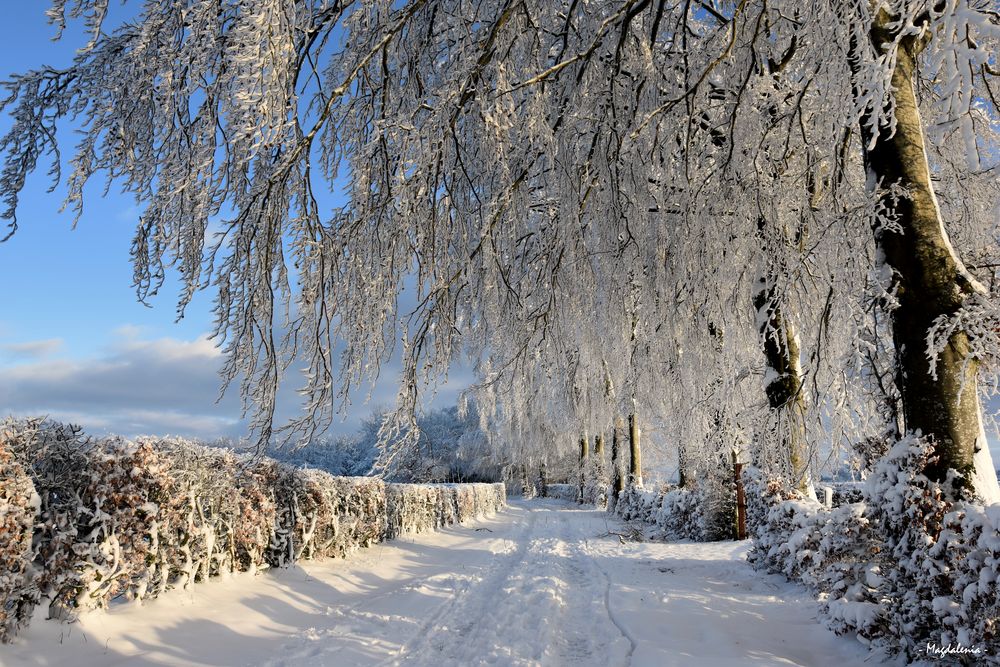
top-left (753, 278), bottom-right (814, 497)
top-left (594, 432), bottom-right (607, 507)
top-left (678, 447), bottom-right (687, 488)
top-left (610, 417), bottom-right (625, 507)
top-left (856, 14), bottom-right (1000, 501)
top-left (628, 414), bottom-right (642, 487)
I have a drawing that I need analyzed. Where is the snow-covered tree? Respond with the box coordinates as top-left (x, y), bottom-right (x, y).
top-left (1, 0), bottom-right (998, 504)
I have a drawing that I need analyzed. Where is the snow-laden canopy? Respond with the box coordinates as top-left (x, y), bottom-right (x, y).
top-left (1, 0), bottom-right (999, 497)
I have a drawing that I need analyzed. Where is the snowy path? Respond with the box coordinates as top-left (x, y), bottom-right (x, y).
top-left (3, 499), bottom-right (872, 667)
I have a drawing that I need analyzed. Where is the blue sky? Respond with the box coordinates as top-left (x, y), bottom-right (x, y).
top-left (0, 6), bottom-right (244, 437)
top-left (0, 5), bottom-right (464, 440)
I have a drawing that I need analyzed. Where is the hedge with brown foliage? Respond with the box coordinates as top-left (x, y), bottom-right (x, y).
top-left (0, 419), bottom-right (505, 642)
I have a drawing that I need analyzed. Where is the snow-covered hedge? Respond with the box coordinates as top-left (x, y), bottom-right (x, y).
top-left (614, 483), bottom-right (729, 541)
top-left (0, 423), bottom-right (39, 642)
top-left (0, 419), bottom-right (505, 642)
top-left (746, 438), bottom-right (1000, 662)
top-left (615, 484), bottom-right (660, 523)
top-left (545, 483), bottom-right (578, 502)
top-left (828, 482), bottom-right (865, 508)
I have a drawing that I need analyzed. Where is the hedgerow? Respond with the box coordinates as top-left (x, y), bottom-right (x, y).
top-left (0, 419), bottom-right (505, 642)
top-left (745, 437), bottom-right (1000, 663)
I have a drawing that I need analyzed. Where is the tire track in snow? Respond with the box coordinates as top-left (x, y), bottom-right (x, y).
top-left (387, 502), bottom-right (631, 667)
top-left (582, 536), bottom-right (638, 665)
top-left (262, 505), bottom-right (537, 667)
top-left (542, 510), bottom-right (632, 667)
top-left (384, 504), bottom-right (558, 666)
top-left (381, 504), bottom-right (542, 666)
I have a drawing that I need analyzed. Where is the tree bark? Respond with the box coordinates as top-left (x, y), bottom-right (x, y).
top-left (854, 13), bottom-right (1000, 500)
top-left (678, 447), bottom-right (687, 488)
top-left (753, 276), bottom-right (813, 496)
top-left (628, 414), bottom-right (642, 487)
top-left (610, 417), bottom-right (625, 507)
top-left (578, 433), bottom-right (589, 503)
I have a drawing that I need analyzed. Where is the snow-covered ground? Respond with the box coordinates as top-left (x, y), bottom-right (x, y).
top-left (2, 499), bottom-right (873, 666)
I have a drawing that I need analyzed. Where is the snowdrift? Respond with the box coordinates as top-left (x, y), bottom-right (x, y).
top-left (0, 419), bottom-right (505, 642)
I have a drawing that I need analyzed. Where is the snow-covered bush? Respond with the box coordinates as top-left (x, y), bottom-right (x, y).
top-left (433, 485), bottom-right (458, 527)
top-left (931, 503), bottom-right (1000, 652)
top-left (744, 468), bottom-right (821, 577)
top-left (384, 482), bottom-right (505, 537)
top-left (746, 465), bottom-right (889, 644)
top-left (654, 487), bottom-right (712, 541)
top-left (747, 438), bottom-right (1000, 662)
top-left (614, 479), bottom-right (732, 541)
top-left (829, 482), bottom-right (865, 508)
top-left (545, 483), bottom-right (578, 502)
top-left (329, 476), bottom-right (390, 551)
top-left (743, 467), bottom-right (804, 539)
top-left (4, 423), bottom-right (172, 618)
top-left (0, 419), bottom-right (506, 643)
top-left (148, 439), bottom-right (264, 590)
top-left (387, 483), bottom-right (439, 537)
top-left (0, 421), bottom-right (39, 642)
top-left (614, 484), bottom-right (660, 523)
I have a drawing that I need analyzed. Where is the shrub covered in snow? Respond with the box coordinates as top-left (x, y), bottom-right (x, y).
top-left (544, 483), bottom-right (578, 502)
top-left (654, 486), bottom-right (713, 541)
top-left (0, 419), bottom-right (505, 642)
top-left (387, 483), bottom-right (439, 538)
top-left (746, 437), bottom-right (1000, 662)
top-left (828, 482), bottom-right (865, 508)
top-left (5, 423), bottom-right (175, 618)
top-left (578, 457), bottom-right (608, 507)
top-left (932, 503), bottom-right (1000, 652)
top-left (614, 484), bottom-right (660, 523)
top-left (614, 477), bottom-right (733, 542)
top-left (0, 421), bottom-right (40, 642)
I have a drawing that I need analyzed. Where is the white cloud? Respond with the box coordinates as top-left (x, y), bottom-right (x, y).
top-left (2, 338), bottom-right (64, 360)
top-left (0, 328), bottom-right (472, 442)
top-left (0, 332), bottom-right (244, 439)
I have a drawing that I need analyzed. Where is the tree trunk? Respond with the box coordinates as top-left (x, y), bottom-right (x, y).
top-left (628, 414), bottom-right (642, 487)
top-left (610, 417), bottom-right (625, 508)
top-left (678, 447), bottom-right (687, 488)
top-left (594, 433), bottom-right (605, 472)
top-left (855, 13), bottom-right (1000, 501)
top-left (752, 276), bottom-right (813, 497)
top-left (578, 433), bottom-right (589, 503)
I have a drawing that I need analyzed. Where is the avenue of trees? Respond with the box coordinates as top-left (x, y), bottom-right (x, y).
top-left (2, 1), bottom-right (999, 509)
